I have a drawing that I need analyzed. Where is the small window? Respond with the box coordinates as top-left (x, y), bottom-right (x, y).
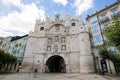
top-left (0, 41), bottom-right (2, 44)
top-left (71, 22), bottom-right (75, 26)
top-left (15, 44), bottom-right (18, 47)
top-left (40, 27), bottom-right (44, 30)
top-left (19, 43), bottom-right (21, 46)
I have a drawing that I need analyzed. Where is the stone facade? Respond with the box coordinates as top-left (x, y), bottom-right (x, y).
top-left (23, 14), bottom-right (95, 73)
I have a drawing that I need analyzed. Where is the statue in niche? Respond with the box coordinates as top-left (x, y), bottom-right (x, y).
top-left (48, 38), bottom-right (52, 44)
top-left (54, 46), bottom-right (58, 52)
top-left (55, 36), bottom-right (59, 42)
top-left (61, 45), bottom-right (66, 51)
top-left (47, 46), bottom-right (51, 51)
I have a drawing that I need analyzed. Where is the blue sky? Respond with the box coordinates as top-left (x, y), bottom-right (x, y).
top-left (0, 0), bottom-right (117, 37)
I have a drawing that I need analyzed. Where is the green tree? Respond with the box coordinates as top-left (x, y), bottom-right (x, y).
top-left (104, 18), bottom-right (120, 50)
top-left (0, 49), bottom-right (17, 64)
top-left (98, 46), bottom-right (120, 63)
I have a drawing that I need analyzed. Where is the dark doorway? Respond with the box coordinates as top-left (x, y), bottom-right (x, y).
top-left (100, 59), bottom-right (108, 73)
top-left (46, 55), bottom-right (66, 73)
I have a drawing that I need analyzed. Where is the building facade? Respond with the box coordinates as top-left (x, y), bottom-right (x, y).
top-left (23, 14), bottom-right (95, 73)
top-left (86, 1), bottom-right (120, 74)
top-left (0, 36), bottom-right (12, 52)
top-left (86, 1), bottom-right (120, 46)
top-left (9, 35), bottom-right (28, 64)
top-left (86, 1), bottom-right (120, 54)
top-left (0, 37), bottom-right (3, 47)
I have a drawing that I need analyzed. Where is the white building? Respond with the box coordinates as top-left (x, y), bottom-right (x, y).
top-left (86, 1), bottom-right (120, 47)
top-left (0, 36), bottom-right (12, 52)
top-left (86, 1), bottom-right (120, 74)
top-left (23, 14), bottom-right (95, 73)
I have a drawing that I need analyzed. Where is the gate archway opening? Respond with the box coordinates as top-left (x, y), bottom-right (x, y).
top-left (45, 55), bottom-right (66, 73)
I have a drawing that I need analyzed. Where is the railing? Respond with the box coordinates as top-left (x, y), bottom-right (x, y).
top-left (111, 11), bottom-right (120, 18)
top-left (100, 17), bottom-right (109, 23)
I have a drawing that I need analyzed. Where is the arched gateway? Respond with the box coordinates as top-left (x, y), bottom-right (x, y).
top-left (45, 55), bottom-right (66, 73)
top-left (23, 14), bottom-right (95, 73)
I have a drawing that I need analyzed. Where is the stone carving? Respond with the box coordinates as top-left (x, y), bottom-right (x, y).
top-left (47, 46), bottom-right (51, 51)
top-left (54, 46), bottom-right (58, 52)
top-left (55, 14), bottom-right (60, 22)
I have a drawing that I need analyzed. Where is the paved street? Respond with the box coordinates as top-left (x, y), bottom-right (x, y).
top-left (0, 73), bottom-right (120, 80)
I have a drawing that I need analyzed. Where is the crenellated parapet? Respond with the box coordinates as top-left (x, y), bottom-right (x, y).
top-left (33, 14), bottom-right (87, 37)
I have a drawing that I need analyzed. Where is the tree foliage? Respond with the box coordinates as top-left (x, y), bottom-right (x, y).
top-left (104, 18), bottom-right (120, 50)
top-left (99, 46), bottom-right (120, 63)
top-left (0, 49), bottom-right (17, 64)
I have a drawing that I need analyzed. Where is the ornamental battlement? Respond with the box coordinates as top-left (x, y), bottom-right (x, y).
top-left (30, 14), bottom-right (89, 37)
top-left (35, 14), bottom-right (83, 25)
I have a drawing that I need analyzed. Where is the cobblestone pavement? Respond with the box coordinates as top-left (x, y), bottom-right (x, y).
top-left (1, 73), bottom-right (120, 80)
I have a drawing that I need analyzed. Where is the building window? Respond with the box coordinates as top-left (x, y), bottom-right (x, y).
top-left (47, 46), bottom-right (51, 51)
top-left (61, 45), bottom-right (66, 51)
top-left (100, 15), bottom-right (106, 19)
top-left (15, 44), bottom-right (18, 47)
top-left (103, 24), bottom-right (109, 32)
top-left (48, 38), bottom-right (52, 44)
top-left (91, 20), bottom-right (98, 25)
top-left (111, 9), bottom-right (117, 14)
top-left (71, 22), bottom-right (75, 27)
top-left (19, 43), bottom-right (21, 46)
top-left (17, 50), bottom-right (19, 54)
top-left (0, 41), bottom-right (2, 44)
top-left (111, 8), bottom-right (119, 17)
top-left (61, 37), bottom-right (66, 43)
top-left (40, 27), bottom-right (44, 30)
top-left (55, 36), bottom-right (59, 42)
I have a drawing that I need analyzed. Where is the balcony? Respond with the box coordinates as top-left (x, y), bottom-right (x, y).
top-left (100, 16), bottom-right (109, 23)
top-left (111, 11), bottom-right (120, 18)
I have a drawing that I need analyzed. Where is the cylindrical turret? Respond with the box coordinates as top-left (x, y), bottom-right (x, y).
top-left (79, 32), bottom-right (95, 73)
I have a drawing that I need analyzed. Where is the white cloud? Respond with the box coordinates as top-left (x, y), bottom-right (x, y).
top-left (0, 0), bottom-right (46, 37)
top-left (73, 0), bottom-right (94, 15)
top-left (2, 0), bottom-right (24, 8)
top-left (0, 29), bottom-right (13, 37)
top-left (53, 0), bottom-right (68, 6)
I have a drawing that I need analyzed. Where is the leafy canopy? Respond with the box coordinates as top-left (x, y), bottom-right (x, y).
top-left (104, 18), bottom-right (120, 50)
top-left (0, 49), bottom-right (17, 64)
top-left (98, 46), bottom-right (120, 63)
